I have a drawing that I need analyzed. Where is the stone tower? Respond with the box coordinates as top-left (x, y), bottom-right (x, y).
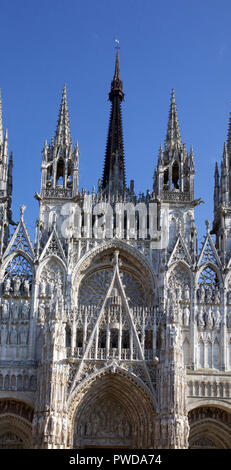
top-left (0, 52), bottom-right (231, 449)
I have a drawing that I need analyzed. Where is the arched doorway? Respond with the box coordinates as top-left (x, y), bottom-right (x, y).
top-left (70, 371), bottom-right (156, 448)
top-left (0, 399), bottom-right (33, 449)
top-left (188, 406), bottom-right (231, 449)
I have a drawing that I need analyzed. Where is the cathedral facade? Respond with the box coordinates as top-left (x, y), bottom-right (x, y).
top-left (0, 52), bottom-right (231, 449)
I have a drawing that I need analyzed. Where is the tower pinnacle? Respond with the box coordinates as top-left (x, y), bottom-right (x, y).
top-left (165, 89), bottom-right (181, 151)
top-left (0, 89), bottom-right (3, 145)
top-left (55, 84), bottom-right (71, 147)
top-left (227, 111), bottom-right (231, 157)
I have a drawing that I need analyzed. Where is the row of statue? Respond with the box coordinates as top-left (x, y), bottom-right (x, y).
top-left (0, 323), bottom-right (29, 345)
top-left (3, 277), bottom-right (31, 297)
top-left (0, 299), bottom-right (30, 321)
top-left (197, 307), bottom-right (221, 330)
top-left (168, 283), bottom-right (223, 305)
top-left (39, 277), bottom-right (63, 299)
top-left (197, 285), bottom-right (220, 304)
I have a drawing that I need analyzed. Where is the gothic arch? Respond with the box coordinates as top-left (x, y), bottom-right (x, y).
top-left (72, 240), bottom-right (156, 307)
top-left (0, 399), bottom-right (34, 449)
top-left (167, 260), bottom-right (192, 278)
top-left (195, 262), bottom-right (223, 288)
top-left (36, 254), bottom-right (67, 281)
top-left (188, 405), bottom-right (231, 448)
top-left (0, 250), bottom-right (34, 282)
top-left (68, 369), bottom-right (156, 449)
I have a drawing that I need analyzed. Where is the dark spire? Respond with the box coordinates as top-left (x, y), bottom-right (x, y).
top-left (102, 51), bottom-right (126, 194)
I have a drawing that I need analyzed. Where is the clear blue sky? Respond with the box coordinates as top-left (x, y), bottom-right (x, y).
top-left (0, 0), bottom-right (231, 243)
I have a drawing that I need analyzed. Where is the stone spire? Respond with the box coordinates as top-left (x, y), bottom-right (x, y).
top-left (55, 84), bottom-right (71, 147)
top-left (38, 86), bottom-right (79, 202)
top-left (102, 50), bottom-right (126, 195)
top-left (165, 89), bottom-right (182, 151)
top-left (227, 111), bottom-right (231, 157)
top-left (0, 89), bottom-right (3, 145)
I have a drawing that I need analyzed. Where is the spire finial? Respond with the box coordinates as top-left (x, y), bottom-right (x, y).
top-left (165, 88), bottom-right (181, 151)
top-left (55, 85), bottom-right (71, 146)
top-left (0, 89), bottom-right (3, 145)
top-left (227, 109), bottom-right (231, 156)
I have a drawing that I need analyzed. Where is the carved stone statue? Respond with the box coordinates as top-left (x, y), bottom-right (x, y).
top-left (197, 308), bottom-right (205, 328)
top-left (19, 326), bottom-right (28, 344)
top-left (184, 284), bottom-right (190, 301)
top-left (205, 307), bottom-right (213, 330)
top-left (12, 302), bottom-right (19, 320)
top-left (13, 277), bottom-right (21, 296)
top-left (197, 285), bottom-right (205, 303)
top-left (10, 326), bottom-right (18, 345)
top-left (214, 286), bottom-right (220, 304)
top-left (213, 307), bottom-right (221, 329)
top-left (4, 278), bottom-right (11, 295)
top-left (183, 307), bottom-right (190, 326)
top-left (2, 300), bottom-right (9, 320)
top-left (23, 279), bottom-right (30, 297)
top-left (206, 286), bottom-right (213, 303)
top-left (38, 302), bottom-right (46, 323)
top-left (39, 279), bottom-right (46, 297)
top-left (21, 301), bottom-right (30, 320)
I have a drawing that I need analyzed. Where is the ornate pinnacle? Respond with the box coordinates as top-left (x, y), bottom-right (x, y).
top-left (165, 89), bottom-right (182, 151)
top-left (223, 141), bottom-right (229, 168)
top-left (0, 89), bottom-right (3, 145)
top-left (109, 50), bottom-right (124, 102)
top-left (227, 111), bottom-right (231, 156)
top-left (55, 84), bottom-right (71, 146)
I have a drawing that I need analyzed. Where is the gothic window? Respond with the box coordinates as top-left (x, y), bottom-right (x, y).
top-left (76, 329), bottom-right (83, 348)
top-left (197, 266), bottom-right (219, 303)
top-left (56, 158), bottom-right (64, 186)
top-left (144, 330), bottom-right (153, 349)
top-left (163, 168), bottom-right (169, 190)
top-left (172, 161), bottom-right (179, 189)
top-left (122, 330), bottom-right (130, 349)
top-left (110, 329), bottom-right (118, 349)
top-left (4, 255), bottom-right (33, 294)
top-left (168, 264), bottom-right (191, 298)
top-left (65, 325), bottom-right (71, 348)
top-left (39, 260), bottom-right (65, 298)
top-left (46, 164), bottom-right (53, 186)
top-left (98, 330), bottom-right (106, 349)
top-left (78, 268), bottom-right (146, 307)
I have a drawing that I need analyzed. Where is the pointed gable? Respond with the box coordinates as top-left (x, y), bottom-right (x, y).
top-left (168, 233), bottom-right (192, 267)
top-left (198, 221), bottom-right (221, 267)
top-left (3, 206), bottom-right (34, 259)
top-left (69, 250), bottom-right (154, 396)
top-left (39, 227), bottom-right (66, 262)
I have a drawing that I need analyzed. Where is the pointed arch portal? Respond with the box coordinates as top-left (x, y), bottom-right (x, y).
top-left (70, 372), bottom-right (156, 449)
top-left (188, 406), bottom-right (231, 449)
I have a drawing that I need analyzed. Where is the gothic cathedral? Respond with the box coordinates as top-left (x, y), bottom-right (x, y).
top-left (0, 52), bottom-right (231, 449)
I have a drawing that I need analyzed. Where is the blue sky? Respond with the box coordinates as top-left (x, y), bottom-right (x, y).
top-left (0, 0), bottom-right (231, 243)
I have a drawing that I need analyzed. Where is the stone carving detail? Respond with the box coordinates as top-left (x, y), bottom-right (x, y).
top-left (76, 398), bottom-right (131, 443)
